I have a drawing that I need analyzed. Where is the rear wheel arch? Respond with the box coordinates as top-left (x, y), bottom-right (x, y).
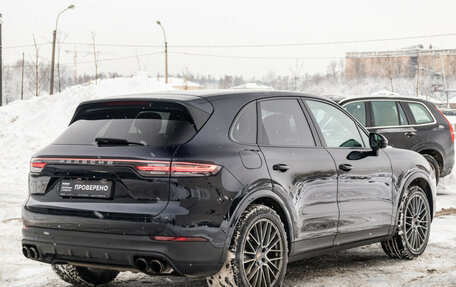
top-left (418, 149), bottom-right (443, 176)
top-left (226, 190), bottom-right (295, 254)
top-left (249, 197), bottom-right (293, 253)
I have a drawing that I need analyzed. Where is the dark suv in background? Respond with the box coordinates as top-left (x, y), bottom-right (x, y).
top-left (339, 96), bottom-right (454, 184)
top-left (22, 91), bottom-right (436, 287)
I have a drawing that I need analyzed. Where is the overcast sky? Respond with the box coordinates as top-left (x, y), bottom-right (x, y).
top-left (2, 0), bottom-right (456, 79)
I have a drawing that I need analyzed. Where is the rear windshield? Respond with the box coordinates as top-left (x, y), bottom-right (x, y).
top-left (54, 103), bottom-right (197, 146)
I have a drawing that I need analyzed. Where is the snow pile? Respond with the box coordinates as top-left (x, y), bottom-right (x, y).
top-left (232, 83), bottom-right (273, 90)
top-left (155, 76), bottom-right (203, 89)
top-left (0, 74), bottom-right (176, 189)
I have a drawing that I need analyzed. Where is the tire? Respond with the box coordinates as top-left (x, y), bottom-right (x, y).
top-left (381, 185), bottom-right (431, 260)
top-left (423, 154), bottom-right (439, 186)
top-left (52, 264), bottom-right (119, 286)
top-left (207, 204), bottom-right (288, 287)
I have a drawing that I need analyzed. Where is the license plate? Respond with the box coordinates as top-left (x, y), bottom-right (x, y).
top-left (59, 179), bottom-right (112, 198)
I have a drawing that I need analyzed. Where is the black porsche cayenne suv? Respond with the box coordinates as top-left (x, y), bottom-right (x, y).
top-left (339, 96), bottom-right (454, 185)
top-left (22, 91), bottom-right (436, 287)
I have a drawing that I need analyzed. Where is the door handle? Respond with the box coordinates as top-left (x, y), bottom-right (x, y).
top-left (405, 131), bottom-right (416, 137)
top-left (273, 164), bottom-right (289, 172)
top-left (339, 164), bottom-right (352, 172)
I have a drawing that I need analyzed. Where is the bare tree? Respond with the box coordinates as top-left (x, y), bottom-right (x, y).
top-left (327, 60), bottom-right (338, 79)
top-left (32, 35), bottom-right (41, 97)
top-left (135, 50), bottom-right (142, 71)
top-left (289, 58), bottom-right (304, 90)
top-left (339, 58), bottom-right (346, 79)
top-left (183, 67), bottom-right (190, 90)
top-left (90, 32), bottom-right (100, 84)
top-left (28, 35), bottom-right (50, 97)
top-left (376, 53), bottom-right (398, 92)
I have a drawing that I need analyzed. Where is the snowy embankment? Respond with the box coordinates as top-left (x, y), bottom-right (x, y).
top-left (0, 74), bottom-right (175, 189)
top-left (0, 78), bottom-right (455, 286)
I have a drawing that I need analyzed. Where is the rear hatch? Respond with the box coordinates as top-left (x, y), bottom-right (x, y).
top-left (26, 98), bottom-right (212, 223)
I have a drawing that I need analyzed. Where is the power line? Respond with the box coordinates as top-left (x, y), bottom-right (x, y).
top-left (76, 51), bottom-right (163, 64)
top-left (169, 51), bottom-right (343, 60)
top-left (3, 51), bottom-right (163, 68)
top-left (3, 43), bottom-right (50, 49)
top-left (4, 32), bottom-right (456, 50)
top-left (164, 32), bottom-right (456, 48)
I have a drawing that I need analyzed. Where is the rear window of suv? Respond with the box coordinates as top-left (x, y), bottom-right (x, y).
top-left (54, 102), bottom-right (197, 146)
top-left (408, 102), bottom-right (434, 124)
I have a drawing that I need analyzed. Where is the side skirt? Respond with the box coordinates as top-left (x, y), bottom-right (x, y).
top-left (288, 235), bottom-right (391, 263)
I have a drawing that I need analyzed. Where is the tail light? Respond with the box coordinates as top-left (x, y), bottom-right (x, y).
top-left (30, 159), bottom-right (47, 172)
top-left (136, 161), bottom-right (221, 177)
top-left (30, 157), bottom-right (221, 177)
top-left (436, 107), bottom-right (455, 143)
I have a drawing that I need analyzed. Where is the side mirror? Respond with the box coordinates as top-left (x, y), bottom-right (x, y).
top-left (369, 133), bottom-right (388, 150)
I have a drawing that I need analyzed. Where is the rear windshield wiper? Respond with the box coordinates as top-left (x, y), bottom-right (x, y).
top-left (95, 137), bottom-right (145, 146)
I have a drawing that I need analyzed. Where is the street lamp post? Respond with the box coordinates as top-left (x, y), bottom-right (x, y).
top-left (50, 4), bottom-right (74, 95)
top-left (156, 21), bottom-right (168, 84)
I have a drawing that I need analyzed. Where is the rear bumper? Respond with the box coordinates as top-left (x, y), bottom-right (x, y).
top-left (22, 226), bottom-right (224, 277)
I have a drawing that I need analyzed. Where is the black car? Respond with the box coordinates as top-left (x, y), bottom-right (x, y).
top-left (339, 96), bottom-right (454, 185)
top-left (22, 91), bottom-right (436, 287)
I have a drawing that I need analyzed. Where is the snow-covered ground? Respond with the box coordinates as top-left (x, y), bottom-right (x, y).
top-left (0, 77), bottom-right (455, 286)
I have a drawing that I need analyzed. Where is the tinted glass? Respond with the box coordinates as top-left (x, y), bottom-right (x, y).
top-left (408, 102), bottom-right (434, 124)
top-left (231, 102), bottom-right (257, 144)
top-left (54, 104), bottom-right (196, 146)
top-left (344, 102), bottom-right (366, 126)
top-left (371, 101), bottom-right (400, 127)
top-left (307, 100), bottom-right (364, 148)
top-left (259, 99), bottom-right (315, 146)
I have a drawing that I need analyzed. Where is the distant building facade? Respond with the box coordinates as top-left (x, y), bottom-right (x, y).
top-left (345, 46), bottom-right (456, 80)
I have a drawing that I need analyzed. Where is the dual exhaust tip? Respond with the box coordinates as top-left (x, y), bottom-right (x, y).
top-left (135, 257), bottom-right (170, 274)
top-left (22, 245), bottom-right (39, 259)
top-left (23, 246), bottom-right (166, 273)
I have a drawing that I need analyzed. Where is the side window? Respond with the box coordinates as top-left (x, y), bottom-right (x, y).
top-left (306, 100), bottom-right (365, 148)
top-left (259, 99), bottom-right (315, 147)
top-left (231, 102), bottom-right (257, 144)
top-left (371, 101), bottom-right (401, 127)
top-left (408, 102), bottom-right (434, 124)
top-left (344, 102), bottom-right (367, 126)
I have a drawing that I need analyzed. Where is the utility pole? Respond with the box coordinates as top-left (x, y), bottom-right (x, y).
top-left (156, 21), bottom-right (168, 84)
top-left (0, 13), bottom-right (3, 106)
top-left (21, 52), bottom-right (24, 100)
top-left (50, 5), bottom-right (74, 95)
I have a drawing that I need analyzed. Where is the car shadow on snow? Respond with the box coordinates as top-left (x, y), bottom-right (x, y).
top-left (106, 244), bottom-right (395, 287)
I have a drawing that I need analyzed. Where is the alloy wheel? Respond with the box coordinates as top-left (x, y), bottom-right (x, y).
top-left (404, 192), bottom-right (430, 252)
top-left (241, 218), bottom-right (284, 287)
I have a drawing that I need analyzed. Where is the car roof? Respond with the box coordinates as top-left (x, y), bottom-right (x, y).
top-left (338, 95), bottom-right (431, 105)
top-left (74, 90), bottom-right (330, 125)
